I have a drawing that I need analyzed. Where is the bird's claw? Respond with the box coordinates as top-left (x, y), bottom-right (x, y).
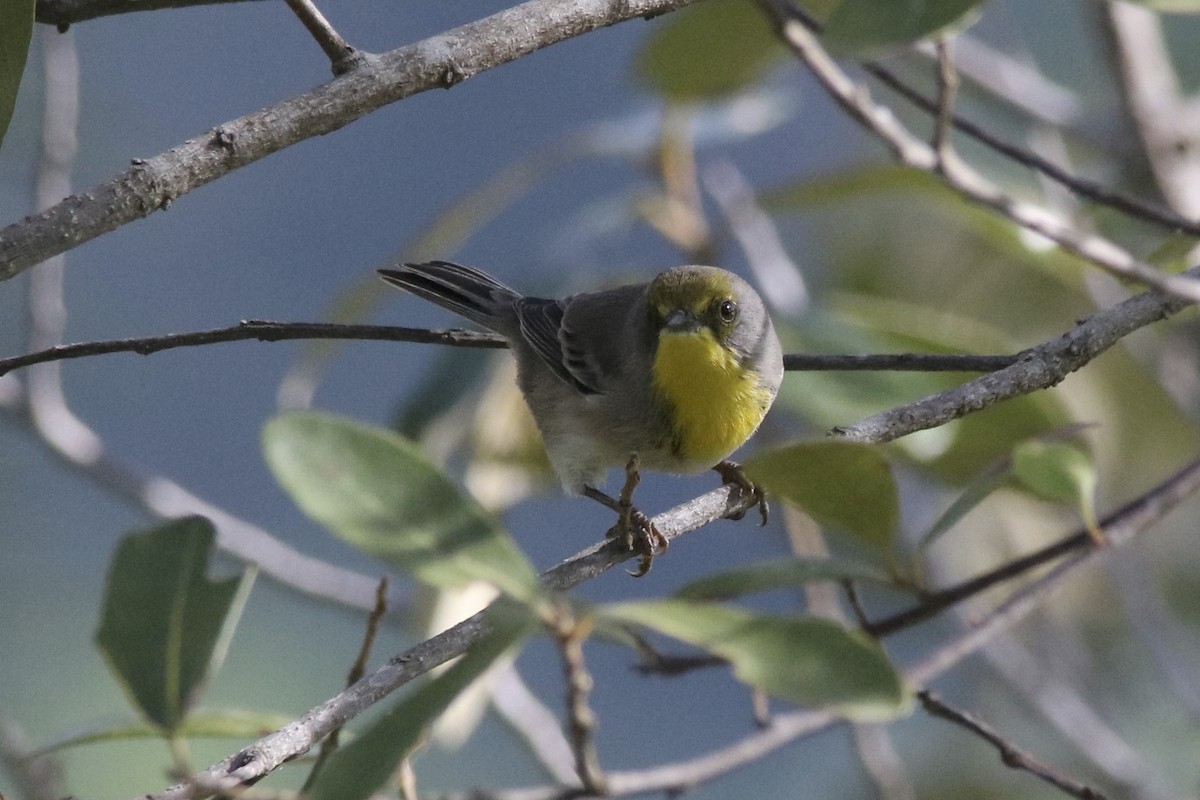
top-left (609, 507), bottom-right (668, 577)
top-left (607, 455), bottom-right (668, 576)
top-left (714, 460), bottom-right (769, 526)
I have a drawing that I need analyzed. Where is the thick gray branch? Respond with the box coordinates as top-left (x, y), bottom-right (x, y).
top-left (835, 267), bottom-right (1198, 444)
top-left (0, 0), bottom-right (696, 282)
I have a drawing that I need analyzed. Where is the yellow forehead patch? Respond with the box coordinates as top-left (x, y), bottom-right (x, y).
top-left (647, 266), bottom-right (736, 313)
top-left (652, 327), bottom-right (773, 468)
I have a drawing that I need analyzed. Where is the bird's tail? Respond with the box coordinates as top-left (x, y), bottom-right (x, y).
top-left (378, 260), bottom-right (521, 332)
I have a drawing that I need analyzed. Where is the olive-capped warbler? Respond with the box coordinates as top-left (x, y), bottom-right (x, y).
top-left (378, 261), bottom-right (784, 573)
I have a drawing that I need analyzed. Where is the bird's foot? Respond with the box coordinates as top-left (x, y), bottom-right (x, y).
top-left (714, 460), bottom-right (769, 526)
top-left (583, 455), bottom-right (668, 576)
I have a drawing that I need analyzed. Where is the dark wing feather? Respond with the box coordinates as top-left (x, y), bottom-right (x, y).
top-left (514, 297), bottom-right (601, 395)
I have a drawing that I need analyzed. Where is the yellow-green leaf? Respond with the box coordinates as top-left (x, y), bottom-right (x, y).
top-left (1012, 441), bottom-right (1100, 534)
top-left (744, 440), bottom-right (898, 549)
top-left (675, 557), bottom-right (899, 601)
top-left (603, 600), bottom-right (908, 719)
top-left (263, 412), bottom-right (542, 604)
top-left (0, 0), bottom-right (34, 149)
top-left (824, 0), bottom-right (985, 55)
top-left (636, 0), bottom-right (782, 100)
top-left (95, 517), bottom-right (254, 733)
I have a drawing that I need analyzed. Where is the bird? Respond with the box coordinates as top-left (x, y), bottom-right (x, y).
top-left (378, 260), bottom-right (784, 574)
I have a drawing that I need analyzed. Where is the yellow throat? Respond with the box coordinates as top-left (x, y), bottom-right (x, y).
top-left (652, 327), bottom-right (772, 468)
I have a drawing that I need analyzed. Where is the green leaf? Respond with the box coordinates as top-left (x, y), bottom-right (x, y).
top-left (675, 557), bottom-right (900, 601)
top-left (603, 601), bottom-right (908, 719)
top-left (744, 440), bottom-right (898, 549)
top-left (95, 517), bottom-right (254, 732)
top-left (636, 0), bottom-right (782, 100)
top-left (305, 609), bottom-right (532, 800)
top-left (263, 411), bottom-right (542, 603)
top-left (823, 0), bottom-right (985, 55)
top-left (1012, 441), bottom-right (1100, 534)
top-left (0, 0), bottom-right (33, 149)
top-left (35, 709), bottom-right (295, 755)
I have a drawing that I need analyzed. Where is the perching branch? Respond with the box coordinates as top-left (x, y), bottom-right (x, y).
top-left (757, 0), bottom-right (1200, 303)
top-left (145, 482), bottom-right (758, 800)
top-left (425, 456), bottom-right (1200, 800)
top-left (0, 0), bottom-right (699, 282)
top-left (143, 454), bottom-right (1200, 800)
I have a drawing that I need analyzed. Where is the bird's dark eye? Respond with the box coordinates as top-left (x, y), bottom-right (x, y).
top-left (718, 299), bottom-right (738, 323)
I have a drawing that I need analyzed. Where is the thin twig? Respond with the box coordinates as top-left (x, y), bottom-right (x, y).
top-left (981, 633), bottom-right (1177, 800)
top-left (861, 61), bottom-right (1200, 237)
top-left (301, 577), bottom-right (390, 793)
top-left (551, 605), bottom-right (608, 794)
top-left (283, 0), bottom-right (358, 74)
top-left (0, 319), bottom-right (1016, 377)
top-left (931, 38), bottom-right (958, 162)
top-left (918, 691), bottom-right (1108, 800)
top-left (757, 0), bottom-right (1200, 302)
top-left (0, 320), bottom-right (504, 377)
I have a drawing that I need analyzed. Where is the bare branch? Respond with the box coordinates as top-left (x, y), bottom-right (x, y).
top-left (283, 0), bottom-right (358, 74)
top-left (551, 605), bottom-right (607, 794)
top-left (0, 319), bottom-right (1017, 377)
top-left (0, 0), bottom-right (698, 282)
top-left (918, 691), bottom-right (1108, 800)
top-left (930, 38), bottom-right (958, 162)
top-left (300, 577), bottom-right (389, 793)
top-left (834, 266), bottom-right (1198, 444)
top-left (0, 320), bottom-right (505, 377)
top-left (757, 1), bottom-right (1200, 302)
top-left (982, 634), bottom-right (1178, 800)
top-left (864, 58), bottom-right (1200, 237)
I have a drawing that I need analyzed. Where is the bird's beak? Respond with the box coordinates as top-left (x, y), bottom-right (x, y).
top-left (663, 308), bottom-right (701, 333)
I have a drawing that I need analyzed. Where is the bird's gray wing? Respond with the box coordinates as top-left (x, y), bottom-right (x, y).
top-left (514, 297), bottom-right (601, 395)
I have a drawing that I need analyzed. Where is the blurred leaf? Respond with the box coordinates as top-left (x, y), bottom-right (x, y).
top-left (1145, 231), bottom-right (1199, 272)
top-left (603, 600), bottom-right (908, 719)
top-left (95, 517), bottom-right (253, 732)
top-left (917, 460), bottom-right (1011, 551)
top-left (0, 0), bottom-right (33, 149)
top-left (824, 0), bottom-right (985, 55)
top-left (762, 163), bottom-right (950, 211)
top-left (1012, 440), bottom-right (1100, 534)
top-left (305, 609), bottom-right (532, 800)
top-left (675, 557), bottom-right (899, 601)
top-left (636, 0), bottom-right (782, 100)
top-left (744, 440), bottom-right (898, 549)
top-left (263, 411), bottom-right (542, 603)
top-left (36, 709), bottom-right (295, 754)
